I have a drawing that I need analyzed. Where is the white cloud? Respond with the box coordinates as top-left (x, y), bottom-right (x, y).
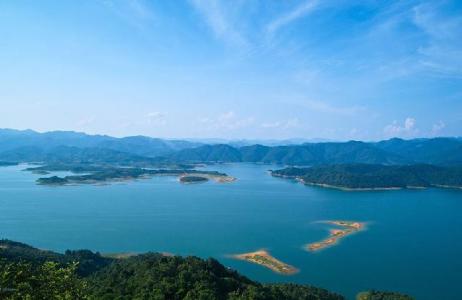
top-left (384, 117), bottom-right (419, 137)
top-left (147, 112), bottom-right (167, 126)
top-left (266, 0), bottom-right (319, 34)
top-left (261, 118), bottom-right (300, 129)
top-left (431, 120), bottom-right (446, 135)
top-left (76, 117), bottom-right (95, 128)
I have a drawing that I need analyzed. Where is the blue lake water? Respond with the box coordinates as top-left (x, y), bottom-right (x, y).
top-left (1, 163), bottom-right (461, 299)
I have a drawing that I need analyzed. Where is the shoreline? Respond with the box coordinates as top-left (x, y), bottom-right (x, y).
top-left (272, 172), bottom-right (462, 192)
top-left (231, 249), bottom-right (298, 275)
top-left (299, 179), bottom-right (404, 191)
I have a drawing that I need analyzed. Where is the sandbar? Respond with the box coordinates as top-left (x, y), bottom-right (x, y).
top-left (306, 220), bottom-right (365, 252)
top-left (232, 250), bottom-right (298, 275)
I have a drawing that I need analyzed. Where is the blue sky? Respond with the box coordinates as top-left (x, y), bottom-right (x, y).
top-left (0, 0), bottom-right (461, 140)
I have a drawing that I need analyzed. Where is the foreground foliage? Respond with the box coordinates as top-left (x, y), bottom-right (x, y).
top-left (356, 290), bottom-right (414, 300)
top-left (88, 253), bottom-right (342, 300)
top-left (0, 240), bottom-right (343, 300)
top-left (0, 260), bottom-right (87, 299)
top-left (0, 240), bottom-right (412, 300)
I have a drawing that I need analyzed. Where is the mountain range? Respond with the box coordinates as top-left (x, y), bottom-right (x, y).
top-left (1, 128), bottom-right (461, 166)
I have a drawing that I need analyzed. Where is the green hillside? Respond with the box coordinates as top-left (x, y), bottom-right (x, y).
top-left (272, 164), bottom-right (462, 189)
top-left (0, 239), bottom-right (345, 300)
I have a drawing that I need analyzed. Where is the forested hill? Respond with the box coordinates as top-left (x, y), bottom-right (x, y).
top-left (169, 138), bottom-right (462, 166)
top-left (271, 164), bottom-right (462, 190)
top-left (0, 239), bottom-right (347, 300)
top-left (0, 128), bottom-right (461, 166)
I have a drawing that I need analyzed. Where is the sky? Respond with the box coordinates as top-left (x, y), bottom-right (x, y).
top-left (0, 0), bottom-right (461, 141)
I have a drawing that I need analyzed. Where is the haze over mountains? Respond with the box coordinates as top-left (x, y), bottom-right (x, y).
top-left (1, 128), bottom-right (461, 166)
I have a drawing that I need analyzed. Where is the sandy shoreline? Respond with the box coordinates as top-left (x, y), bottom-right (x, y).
top-left (306, 220), bottom-right (365, 252)
top-left (274, 173), bottom-right (462, 191)
top-left (232, 250), bottom-right (298, 275)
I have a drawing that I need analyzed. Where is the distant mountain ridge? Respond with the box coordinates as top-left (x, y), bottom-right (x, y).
top-left (169, 139), bottom-right (462, 166)
top-left (0, 129), bottom-right (201, 158)
top-left (0, 128), bottom-right (461, 166)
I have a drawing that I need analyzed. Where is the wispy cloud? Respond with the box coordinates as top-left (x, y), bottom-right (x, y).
top-left (99, 0), bottom-right (155, 29)
top-left (301, 99), bottom-right (365, 116)
top-left (188, 0), bottom-right (248, 48)
top-left (266, 0), bottom-right (319, 34)
top-left (358, 0), bottom-right (462, 80)
top-left (147, 112), bottom-right (167, 126)
top-left (412, 1), bottom-right (462, 78)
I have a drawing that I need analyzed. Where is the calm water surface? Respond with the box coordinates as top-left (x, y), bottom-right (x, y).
top-left (1, 164), bottom-right (461, 300)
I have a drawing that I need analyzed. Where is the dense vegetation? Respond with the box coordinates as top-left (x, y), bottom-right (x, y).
top-left (0, 240), bottom-right (112, 277)
top-left (168, 138), bottom-right (462, 166)
top-left (0, 240), bottom-right (346, 300)
top-left (180, 175), bottom-right (209, 183)
top-left (0, 260), bottom-right (87, 299)
top-left (170, 142), bottom-right (406, 165)
top-left (356, 290), bottom-right (413, 300)
top-left (1, 129), bottom-right (461, 166)
top-left (88, 254), bottom-right (343, 300)
top-left (272, 164), bottom-right (462, 189)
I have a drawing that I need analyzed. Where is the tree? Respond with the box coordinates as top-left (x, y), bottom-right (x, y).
top-left (0, 260), bottom-right (87, 300)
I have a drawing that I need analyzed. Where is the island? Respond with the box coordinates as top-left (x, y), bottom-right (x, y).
top-left (306, 221), bottom-right (365, 252)
top-left (271, 164), bottom-right (462, 190)
top-left (179, 175), bottom-right (209, 183)
top-left (232, 250), bottom-right (298, 275)
top-left (30, 164), bottom-right (236, 186)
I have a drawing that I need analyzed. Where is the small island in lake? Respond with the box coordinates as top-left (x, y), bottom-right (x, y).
top-left (232, 250), bottom-right (298, 275)
top-left (31, 164), bottom-right (236, 186)
top-left (306, 221), bottom-right (365, 252)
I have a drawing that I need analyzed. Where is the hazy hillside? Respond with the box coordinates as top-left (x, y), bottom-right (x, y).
top-left (171, 144), bottom-right (242, 162)
top-left (0, 145), bottom-right (164, 166)
top-left (0, 129), bottom-right (200, 158)
top-left (169, 138), bottom-right (462, 166)
top-left (1, 129), bottom-right (461, 166)
top-left (375, 138), bottom-right (462, 165)
top-left (169, 141), bottom-right (408, 165)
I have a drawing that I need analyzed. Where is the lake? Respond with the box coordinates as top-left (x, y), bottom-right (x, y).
top-left (1, 163), bottom-right (461, 299)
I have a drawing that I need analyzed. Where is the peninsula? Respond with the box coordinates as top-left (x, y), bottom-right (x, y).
top-left (272, 164), bottom-right (462, 191)
top-left (306, 221), bottom-right (365, 252)
top-left (232, 250), bottom-right (298, 275)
